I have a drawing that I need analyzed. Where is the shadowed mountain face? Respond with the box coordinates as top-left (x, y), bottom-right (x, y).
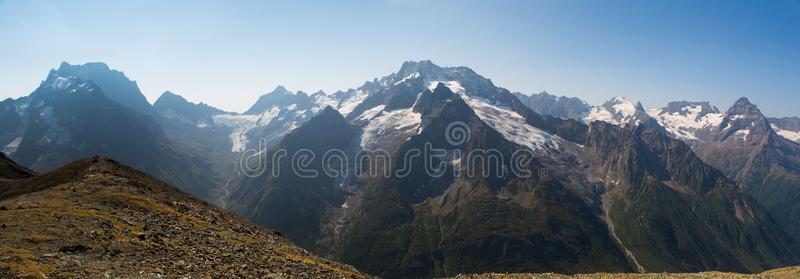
top-left (0, 156), bottom-right (370, 278)
top-left (225, 61), bottom-right (800, 278)
top-left (153, 91), bottom-right (227, 126)
top-left (0, 152), bottom-right (34, 179)
top-left (585, 122), bottom-right (798, 273)
top-left (54, 62), bottom-right (154, 115)
top-left (230, 106), bottom-right (361, 249)
top-left (514, 91), bottom-right (590, 121)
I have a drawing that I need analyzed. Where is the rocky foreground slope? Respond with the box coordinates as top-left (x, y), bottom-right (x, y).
top-left (0, 156), bottom-right (370, 278)
top-left (453, 266), bottom-right (800, 279)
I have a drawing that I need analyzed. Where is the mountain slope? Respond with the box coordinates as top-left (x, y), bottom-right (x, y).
top-left (0, 156), bottom-right (370, 278)
top-left (694, 98), bottom-right (800, 242)
top-left (585, 122), bottom-right (799, 272)
top-left (230, 106), bottom-right (361, 249)
top-left (151, 91), bottom-right (237, 205)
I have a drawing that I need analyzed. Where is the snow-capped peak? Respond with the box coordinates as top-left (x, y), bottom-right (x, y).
top-left (647, 102), bottom-right (724, 141)
top-left (583, 96), bottom-right (649, 126)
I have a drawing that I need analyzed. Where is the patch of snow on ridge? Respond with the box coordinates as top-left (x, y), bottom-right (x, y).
top-left (338, 90), bottom-right (369, 118)
top-left (360, 107), bottom-right (422, 148)
top-left (312, 94), bottom-right (340, 114)
top-left (256, 107), bottom-right (281, 127)
top-left (50, 76), bottom-right (73, 90)
top-left (772, 124), bottom-right (800, 143)
top-left (394, 72), bottom-right (420, 86)
top-left (2, 137), bottom-right (22, 155)
top-left (357, 105), bottom-right (386, 121)
top-left (464, 95), bottom-right (561, 152)
top-left (735, 128), bottom-right (751, 141)
top-left (427, 81), bottom-right (465, 94)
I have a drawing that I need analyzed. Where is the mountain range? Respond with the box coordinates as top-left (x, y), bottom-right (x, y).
top-left (514, 91), bottom-right (800, 246)
top-left (1, 60), bottom-right (799, 278)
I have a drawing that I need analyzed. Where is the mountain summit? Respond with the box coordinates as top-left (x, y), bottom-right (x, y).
top-left (53, 62), bottom-right (153, 115)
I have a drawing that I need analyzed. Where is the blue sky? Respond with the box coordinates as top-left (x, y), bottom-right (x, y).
top-left (1, 0), bottom-right (798, 116)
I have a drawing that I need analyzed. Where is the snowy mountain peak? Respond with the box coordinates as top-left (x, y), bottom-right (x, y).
top-left (584, 96), bottom-right (651, 126)
top-left (48, 61), bottom-right (153, 115)
top-left (244, 85), bottom-right (314, 115)
top-left (663, 101), bottom-right (720, 116)
top-left (609, 96), bottom-right (633, 103)
top-left (726, 97), bottom-right (762, 117)
top-left (716, 97), bottom-right (773, 142)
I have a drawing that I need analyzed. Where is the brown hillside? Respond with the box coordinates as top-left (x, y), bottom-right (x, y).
top-left (0, 156), bottom-right (371, 278)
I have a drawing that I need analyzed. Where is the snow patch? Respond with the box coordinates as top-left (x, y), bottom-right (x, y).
top-left (357, 105), bottom-right (386, 121)
top-left (427, 81), bottom-right (465, 94)
top-left (256, 107), bottom-right (281, 127)
top-left (735, 129), bottom-right (751, 141)
top-left (50, 76), bottom-right (73, 90)
top-left (338, 90), bottom-right (369, 117)
top-left (610, 97), bottom-right (637, 117)
top-left (772, 124), bottom-right (800, 143)
top-left (394, 72), bottom-right (420, 85)
top-left (360, 108), bottom-right (422, 148)
top-left (212, 113), bottom-right (261, 152)
top-left (583, 97), bottom-right (641, 126)
top-left (464, 95), bottom-right (561, 152)
top-left (584, 107), bottom-right (617, 125)
top-left (2, 137), bottom-right (22, 155)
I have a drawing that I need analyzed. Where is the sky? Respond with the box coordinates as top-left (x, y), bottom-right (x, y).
top-left (0, 0), bottom-right (798, 116)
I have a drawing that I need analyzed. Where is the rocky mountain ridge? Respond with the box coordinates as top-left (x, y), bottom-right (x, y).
top-left (0, 155), bottom-right (370, 278)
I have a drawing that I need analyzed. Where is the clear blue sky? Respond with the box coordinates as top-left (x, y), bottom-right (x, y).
top-left (1, 0), bottom-right (798, 116)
